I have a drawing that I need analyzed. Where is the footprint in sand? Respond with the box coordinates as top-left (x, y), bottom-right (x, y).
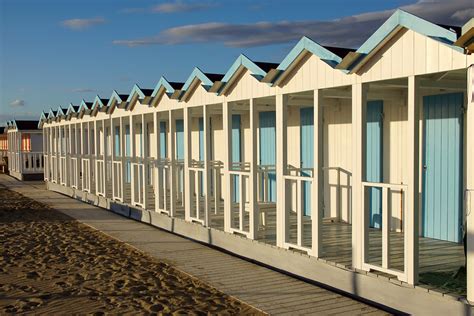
top-left (25, 271), bottom-right (41, 279)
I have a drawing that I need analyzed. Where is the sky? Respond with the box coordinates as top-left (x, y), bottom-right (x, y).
top-left (0, 0), bottom-right (472, 124)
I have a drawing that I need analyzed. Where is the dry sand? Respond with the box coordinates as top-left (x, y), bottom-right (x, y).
top-left (0, 186), bottom-right (262, 315)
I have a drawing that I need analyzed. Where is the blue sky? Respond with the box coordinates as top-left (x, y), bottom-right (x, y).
top-left (0, 0), bottom-right (472, 123)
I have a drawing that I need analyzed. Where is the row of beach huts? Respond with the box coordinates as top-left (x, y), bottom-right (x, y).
top-left (2, 10), bottom-right (474, 314)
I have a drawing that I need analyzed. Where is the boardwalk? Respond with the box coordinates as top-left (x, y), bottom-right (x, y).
top-left (0, 175), bottom-right (389, 315)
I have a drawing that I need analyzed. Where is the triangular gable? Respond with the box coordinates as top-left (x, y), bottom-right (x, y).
top-left (179, 67), bottom-right (219, 101)
top-left (126, 84), bottom-right (153, 110)
top-left (91, 95), bottom-right (109, 116)
top-left (38, 112), bottom-right (48, 128)
top-left (268, 36), bottom-right (346, 86)
top-left (78, 100), bottom-right (92, 117)
top-left (150, 77), bottom-right (182, 107)
top-left (47, 109), bottom-right (57, 120)
top-left (339, 9), bottom-right (461, 73)
top-left (217, 54), bottom-right (275, 95)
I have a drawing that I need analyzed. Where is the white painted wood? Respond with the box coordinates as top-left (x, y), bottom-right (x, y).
top-left (312, 89), bottom-right (323, 257)
top-left (466, 65), bottom-right (474, 303)
top-left (184, 107), bottom-right (191, 221)
top-left (249, 98), bottom-right (258, 239)
top-left (223, 101), bottom-right (232, 233)
top-left (406, 75), bottom-right (420, 284)
top-left (276, 93), bottom-right (287, 247)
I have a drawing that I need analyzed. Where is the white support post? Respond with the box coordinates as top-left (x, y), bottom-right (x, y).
top-left (312, 89), bottom-right (323, 257)
top-left (352, 83), bottom-right (367, 270)
top-left (169, 111), bottom-right (176, 217)
top-left (154, 112), bottom-right (160, 213)
top-left (406, 75), bottom-right (420, 284)
top-left (203, 105), bottom-right (211, 227)
top-left (184, 108), bottom-right (191, 221)
top-left (94, 120), bottom-right (99, 194)
top-left (80, 122), bottom-right (84, 190)
top-left (222, 101), bottom-right (232, 232)
top-left (110, 117), bottom-right (115, 198)
top-left (103, 119), bottom-right (108, 197)
top-left (276, 93), bottom-right (287, 247)
top-left (249, 98), bottom-right (258, 239)
top-left (68, 123), bottom-right (72, 186)
top-left (120, 117), bottom-right (125, 201)
top-left (466, 65), bottom-right (474, 303)
top-left (142, 114), bottom-right (148, 209)
top-left (129, 114), bottom-right (135, 205)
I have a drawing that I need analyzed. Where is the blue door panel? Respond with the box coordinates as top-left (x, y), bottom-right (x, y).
top-left (300, 107), bottom-right (314, 216)
top-left (232, 115), bottom-right (241, 202)
top-left (175, 119), bottom-right (184, 160)
top-left (199, 117), bottom-right (204, 161)
top-left (366, 101), bottom-right (383, 229)
top-left (125, 125), bottom-right (131, 183)
top-left (160, 122), bottom-right (167, 158)
top-left (422, 93), bottom-right (463, 243)
top-left (114, 126), bottom-right (120, 156)
top-left (259, 111), bottom-right (277, 202)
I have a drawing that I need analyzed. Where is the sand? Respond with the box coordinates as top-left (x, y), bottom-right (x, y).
top-left (0, 186), bottom-right (262, 315)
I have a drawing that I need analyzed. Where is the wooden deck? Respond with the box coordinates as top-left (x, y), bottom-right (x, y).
top-left (96, 183), bottom-right (467, 297)
top-left (1, 175), bottom-right (389, 315)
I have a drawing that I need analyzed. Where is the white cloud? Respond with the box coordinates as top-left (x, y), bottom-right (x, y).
top-left (121, 1), bottom-right (215, 14)
top-left (61, 17), bottom-right (106, 30)
top-left (113, 0), bottom-right (471, 48)
top-left (10, 99), bottom-right (25, 107)
top-left (72, 88), bottom-right (96, 93)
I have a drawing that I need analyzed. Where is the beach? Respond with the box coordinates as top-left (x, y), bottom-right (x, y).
top-left (0, 185), bottom-right (261, 314)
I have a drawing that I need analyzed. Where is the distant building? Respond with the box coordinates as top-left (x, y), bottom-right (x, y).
top-left (6, 120), bottom-right (44, 180)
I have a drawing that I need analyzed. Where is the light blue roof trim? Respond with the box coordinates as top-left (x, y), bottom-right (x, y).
top-left (56, 106), bottom-right (66, 116)
top-left (78, 99), bottom-right (91, 113)
top-left (182, 67), bottom-right (214, 92)
top-left (278, 36), bottom-right (342, 72)
top-left (221, 54), bottom-right (267, 84)
top-left (91, 95), bottom-right (106, 110)
top-left (349, 9), bottom-right (461, 70)
top-left (47, 108), bottom-right (57, 119)
top-left (152, 77), bottom-right (175, 97)
top-left (66, 103), bottom-right (77, 115)
top-left (38, 112), bottom-right (48, 128)
top-left (127, 84), bottom-right (145, 102)
top-left (107, 90), bottom-right (123, 107)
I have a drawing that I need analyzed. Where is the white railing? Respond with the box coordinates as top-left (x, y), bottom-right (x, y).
top-left (189, 160), bottom-right (206, 225)
top-left (131, 160), bottom-right (145, 208)
top-left (257, 165), bottom-right (276, 203)
top-left (112, 159), bottom-right (123, 201)
top-left (156, 159), bottom-right (171, 215)
top-left (175, 160), bottom-right (185, 208)
top-left (283, 168), bottom-right (314, 253)
top-left (210, 160), bottom-right (224, 215)
top-left (362, 181), bottom-right (408, 281)
top-left (60, 156), bottom-right (67, 185)
top-left (229, 167), bottom-right (251, 237)
top-left (96, 158), bottom-right (105, 197)
top-left (323, 166), bottom-right (352, 222)
top-left (82, 158), bottom-right (90, 192)
top-left (43, 154), bottom-right (49, 180)
top-left (70, 157), bottom-right (79, 188)
top-left (51, 155), bottom-right (58, 183)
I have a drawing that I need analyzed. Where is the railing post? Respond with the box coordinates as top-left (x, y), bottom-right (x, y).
top-left (222, 101), bottom-right (232, 233)
top-left (184, 108), bottom-right (191, 221)
top-left (312, 89), bottom-right (323, 257)
top-left (276, 93), bottom-right (287, 247)
top-left (352, 83), bottom-right (367, 270)
top-left (168, 111), bottom-right (176, 217)
top-left (203, 104), bottom-right (211, 226)
top-left (466, 65), bottom-right (474, 303)
top-left (154, 112), bottom-right (160, 213)
top-left (142, 114), bottom-right (148, 209)
top-left (406, 75), bottom-right (420, 284)
top-left (249, 98), bottom-right (258, 239)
